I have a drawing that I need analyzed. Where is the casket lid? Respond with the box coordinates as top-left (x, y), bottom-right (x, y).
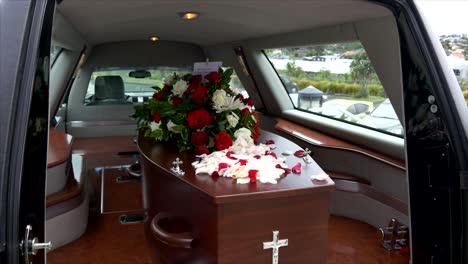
top-left (138, 130), bottom-right (334, 204)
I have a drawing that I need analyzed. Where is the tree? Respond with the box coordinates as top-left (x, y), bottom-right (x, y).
top-left (285, 61), bottom-right (305, 79)
top-left (441, 38), bottom-right (453, 55)
top-left (306, 46), bottom-right (325, 57)
top-left (350, 51), bottom-right (378, 97)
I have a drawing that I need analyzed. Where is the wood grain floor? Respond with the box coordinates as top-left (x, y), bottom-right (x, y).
top-left (48, 168), bottom-right (410, 264)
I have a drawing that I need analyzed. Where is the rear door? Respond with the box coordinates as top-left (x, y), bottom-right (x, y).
top-left (396, 0), bottom-right (468, 263)
top-left (0, 0), bottom-right (54, 263)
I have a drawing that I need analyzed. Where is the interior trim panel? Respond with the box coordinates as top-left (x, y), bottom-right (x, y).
top-left (275, 118), bottom-right (406, 170)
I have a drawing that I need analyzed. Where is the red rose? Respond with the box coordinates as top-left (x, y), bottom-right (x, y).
top-left (214, 131), bottom-right (233, 151)
top-left (204, 71), bottom-right (222, 83)
top-left (236, 94), bottom-right (245, 101)
top-left (192, 86), bottom-right (208, 105)
top-left (191, 131), bottom-right (209, 145)
top-left (153, 92), bottom-right (162, 101)
top-left (191, 74), bottom-right (202, 85)
top-left (152, 112), bottom-right (161, 123)
top-left (240, 108), bottom-right (251, 117)
top-left (188, 83), bottom-right (197, 91)
top-left (186, 109), bottom-right (214, 129)
top-left (163, 84), bottom-right (170, 92)
top-left (244, 97), bottom-right (254, 107)
top-left (172, 97), bottom-right (183, 107)
top-left (195, 146), bottom-right (210, 155)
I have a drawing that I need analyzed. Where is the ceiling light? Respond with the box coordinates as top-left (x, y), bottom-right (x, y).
top-left (179, 12), bottom-right (200, 20)
top-left (149, 36), bottom-right (159, 42)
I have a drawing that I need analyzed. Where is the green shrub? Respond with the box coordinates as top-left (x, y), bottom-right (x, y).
top-left (296, 79), bottom-right (314, 90)
top-left (368, 84), bottom-right (385, 96)
top-left (344, 83), bottom-right (360, 96)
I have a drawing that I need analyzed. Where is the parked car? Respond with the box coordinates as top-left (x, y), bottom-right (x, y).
top-left (361, 99), bottom-right (403, 135)
top-left (279, 74), bottom-right (298, 93)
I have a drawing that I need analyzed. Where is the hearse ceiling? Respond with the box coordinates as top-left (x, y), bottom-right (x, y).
top-left (57, 0), bottom-right (391, 46)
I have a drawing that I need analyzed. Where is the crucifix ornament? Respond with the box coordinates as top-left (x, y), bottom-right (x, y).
top-left (171, 157), bottom-right (185, 176)
top-left (263, 231), bottom-right (288, 264)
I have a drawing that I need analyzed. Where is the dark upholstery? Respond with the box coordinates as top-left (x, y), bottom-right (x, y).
top-left (88, 76), bottom-right (131, 105)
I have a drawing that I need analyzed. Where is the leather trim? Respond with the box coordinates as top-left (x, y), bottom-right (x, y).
top-left (332, 178), bottom-right (408, 215)
top-left (275, 118), bottom-right (406, 170)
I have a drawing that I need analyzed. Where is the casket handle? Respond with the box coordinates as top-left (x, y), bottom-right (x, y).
top-left (150, 212), bottom-right (194, 249)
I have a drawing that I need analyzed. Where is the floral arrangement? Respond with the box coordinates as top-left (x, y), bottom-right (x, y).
top-left (132, 68), bottom-right (259, 154)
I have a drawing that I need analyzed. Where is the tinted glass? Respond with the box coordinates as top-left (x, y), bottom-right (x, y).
top-left (265, 42), bottom-right (403, 136)
top-left (84, 67), bottom-right (191, 105)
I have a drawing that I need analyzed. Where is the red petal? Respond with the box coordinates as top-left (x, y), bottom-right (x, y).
top-left (265, 151), bottom-right (277, 159)
top-left (239, 159), bottom-right (248, 166)
top-left (265, 139), bottom-right (275, 145)
top-left (276, 164), bottom-right (291, 174)
top-left (211, 171), bottom-right (219, 177)
top-left (218, 163), bottom-right (230, 170)
top-left (254, 155), bottom-right (261, 159)
top-left (248, 170), bottom-right (258, 183)
top-left (226, 151), bottom-right (238, 160)
top-left (292, 163), bottom-right (302, 174)
top-left (294, 150), bottom-right (306, 157)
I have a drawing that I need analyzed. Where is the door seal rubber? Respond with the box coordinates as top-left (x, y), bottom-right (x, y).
top-left (459, 171), bottom-right (468, 190)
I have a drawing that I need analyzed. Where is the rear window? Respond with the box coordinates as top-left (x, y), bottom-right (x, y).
top-left (84, 67), bottom-right (191, 105)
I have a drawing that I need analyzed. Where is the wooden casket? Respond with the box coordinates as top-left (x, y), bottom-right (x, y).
top-left (139, 130), bottom-right (335, 264)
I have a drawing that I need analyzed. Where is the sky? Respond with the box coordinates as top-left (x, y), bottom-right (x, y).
top-left (415, 0), bottom-right (468, 36)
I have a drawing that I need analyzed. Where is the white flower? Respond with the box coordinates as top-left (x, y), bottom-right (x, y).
top-left (212, 90), bottom-right (228, 108)
top-left (226, 113), bottom-right (239, 128)
top-left (172, 80), bottom-right (188, 96)
top-left (149, 121), bottom-right (161, 131)
top-left (164, 74), bottom-right (175, 85)
top-left (234, 128), bottom-right (251, 141)
top-left (166, 120), bottom-right (182, 133)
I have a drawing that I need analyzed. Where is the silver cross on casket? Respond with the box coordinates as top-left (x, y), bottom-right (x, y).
top-left (263, 231), bottom-right (288, 264)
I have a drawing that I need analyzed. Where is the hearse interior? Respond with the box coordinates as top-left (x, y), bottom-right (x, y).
top-left (3, 0), bottom-right (467, 263)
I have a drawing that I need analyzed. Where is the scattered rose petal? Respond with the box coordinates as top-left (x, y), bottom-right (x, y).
top-left (218, 163), bottom-right (230, 170)
top-left (311, 173), bottom-right (328, 181)
top-left (248, 170), bottom-right (259, 183)
top-left (294, 150), bottom-right (306, 157)
top-left (254, 155), bottom-right (261, 159)
top-left (292, 163), bottom-right (302, 174)
top-left (237, 178), bottom-right (250, 184)
top-left (211, 171), bottom-right (219, 177)
top-left (282, 151), bottom-right (293, 156)
top-left (265, 139), bottom-right (275, 145)
top-left (276, 164), bottom-right (291, 174)
top-left (265, 151), bottom-right (277, 159)
top-left (226, 151), bottom-right (238, 160)
top-left (239, 159), bottom-right (248, 166)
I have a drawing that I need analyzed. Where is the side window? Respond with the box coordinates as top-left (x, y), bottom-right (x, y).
top-left (224, 67), bottom-right (250, 98)
top-left (265, 42), bottom-right (403, 136)
top-left (84, 67), bottom-right (191, 105)
top-left (416, 1), bottom-right (468, 107)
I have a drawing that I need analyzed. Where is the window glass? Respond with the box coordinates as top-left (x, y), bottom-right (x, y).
top-left (415, 0), bottom-right (468, 107)
top-left (84, 67), bottom-right (191, 105)
top-left (265, 42), bottom-right (403, 136)
top-left (223, 67), bottom-right (249, 98)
